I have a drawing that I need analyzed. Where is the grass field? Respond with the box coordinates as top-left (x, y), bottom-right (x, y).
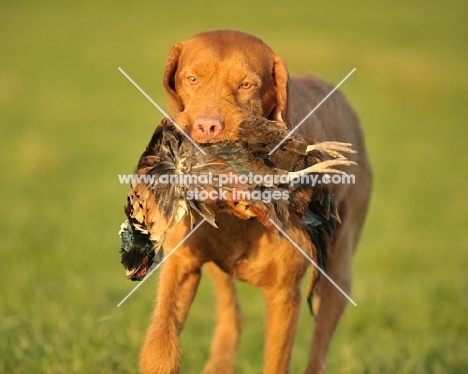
top-left (1, 0), bottom-right (467, 373)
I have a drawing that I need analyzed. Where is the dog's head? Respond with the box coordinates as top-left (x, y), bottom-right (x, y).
top-left (163, 30), bottom-right (290, 143)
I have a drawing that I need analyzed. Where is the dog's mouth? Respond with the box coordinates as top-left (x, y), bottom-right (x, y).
top-left (191, 130), bottom-right (242, 145)
top-left (190, 132), bottom-right (227, 144)
top-left (125, 257), bottom-right (154, 281)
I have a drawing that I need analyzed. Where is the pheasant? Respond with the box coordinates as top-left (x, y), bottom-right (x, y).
top-left (119, 117), bottom-right (356, 287)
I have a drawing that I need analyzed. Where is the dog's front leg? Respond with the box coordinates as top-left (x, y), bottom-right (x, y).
top-left (262, 285), bottom-right (301, 374)
top-left (202, 262), bottom-right (242, 374)
top-left (140, 247), bottom-right (202, 374)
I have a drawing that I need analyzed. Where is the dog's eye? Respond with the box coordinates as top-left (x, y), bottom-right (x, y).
top-left (239, 82), bottom-right (252, 90)
top-left (188, 76), bottom-right (198, 85)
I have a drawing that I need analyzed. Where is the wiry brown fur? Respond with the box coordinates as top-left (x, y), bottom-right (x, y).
top-left (140, 30), bottom-right (372, 374)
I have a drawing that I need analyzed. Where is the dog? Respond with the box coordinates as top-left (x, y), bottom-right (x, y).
top-left (139, 30), bottom-right (372, 374)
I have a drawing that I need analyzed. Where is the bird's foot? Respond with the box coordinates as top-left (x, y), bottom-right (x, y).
top-left (306, 141), bottom-right (356, 159)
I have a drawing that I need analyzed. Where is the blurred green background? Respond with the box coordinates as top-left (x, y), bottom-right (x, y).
top-left (1, 0), bottom-right (467, 373)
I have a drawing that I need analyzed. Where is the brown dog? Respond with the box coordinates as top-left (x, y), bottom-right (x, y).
top-left (140, 30), bottom-right (372, 374)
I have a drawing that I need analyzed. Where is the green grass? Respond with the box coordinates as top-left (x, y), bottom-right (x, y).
top-left (1, 0), bottom-right (467, 372)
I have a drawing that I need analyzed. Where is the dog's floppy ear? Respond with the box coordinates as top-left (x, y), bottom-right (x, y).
top-left (270, 55), bottom-right (291, 126)
top-left (163, 43), bottom-right (184, 113)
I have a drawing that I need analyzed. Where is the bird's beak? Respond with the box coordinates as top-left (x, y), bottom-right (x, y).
top-left (125, 268), bottom-right (138, 279)
top-left (124, 256), bottom-right (153, 281)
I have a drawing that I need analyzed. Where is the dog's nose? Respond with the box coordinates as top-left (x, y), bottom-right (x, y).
top-left (192, 115), bottom-right (224, 142)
